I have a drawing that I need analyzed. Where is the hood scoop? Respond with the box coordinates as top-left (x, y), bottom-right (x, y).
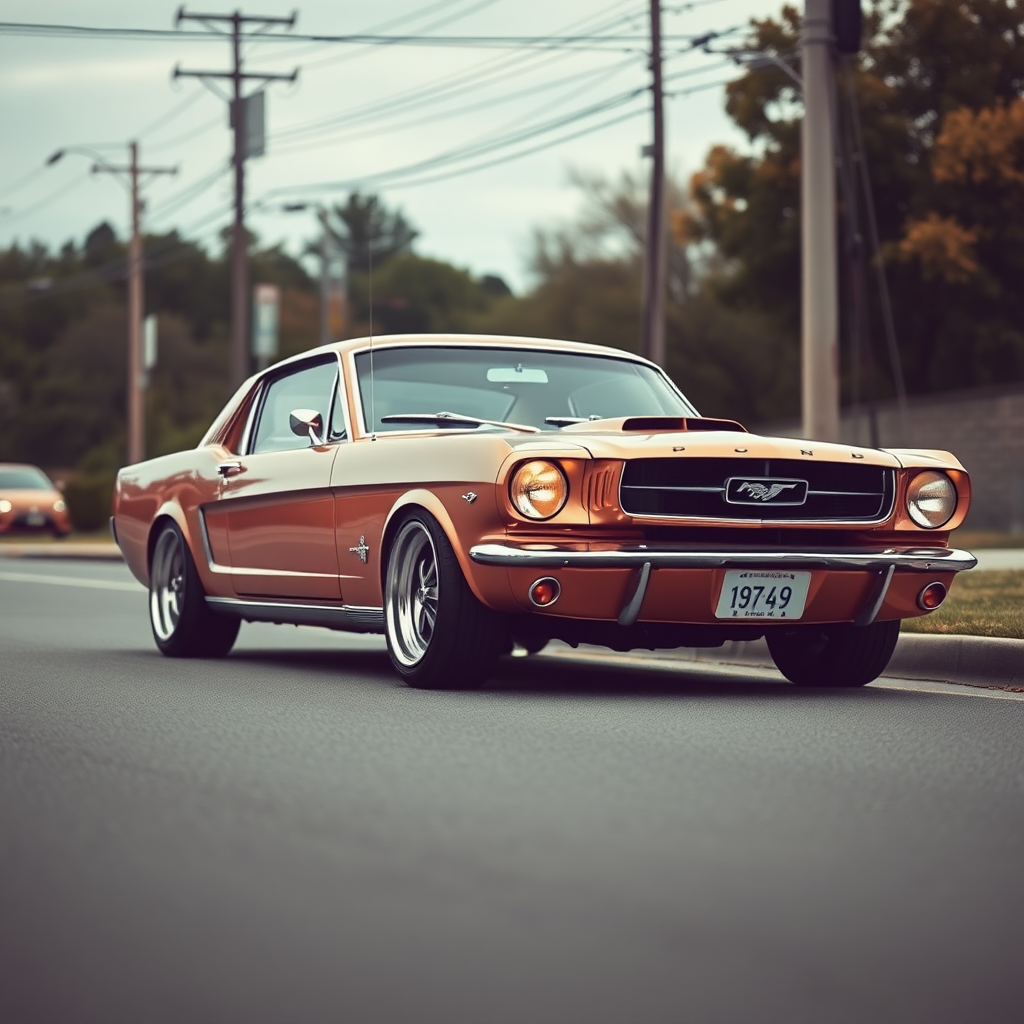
top-left (621, 416), bottom-right (747, 433)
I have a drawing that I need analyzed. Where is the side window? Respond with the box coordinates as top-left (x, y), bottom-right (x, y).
top-left (250, 360), bottom-right (338, 455)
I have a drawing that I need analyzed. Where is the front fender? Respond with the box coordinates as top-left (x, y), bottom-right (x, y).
top-left (381, 488), bottom-right (517, 610)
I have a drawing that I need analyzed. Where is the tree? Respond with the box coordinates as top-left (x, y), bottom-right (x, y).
top-left (327, 192), bottom-right (418, 272)
top-left (687, 0), bottom-right (1024, 398)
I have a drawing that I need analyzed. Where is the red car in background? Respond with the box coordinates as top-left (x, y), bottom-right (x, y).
top-left (0, 464), bottom-right (71, 537)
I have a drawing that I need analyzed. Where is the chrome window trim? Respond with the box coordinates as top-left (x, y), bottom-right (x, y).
top-left (343, 342), bottom-right (699, 439)
top-left (238, 380), bottom-right (267, 457)
top-left (245, 353), bottom-right (345, 456)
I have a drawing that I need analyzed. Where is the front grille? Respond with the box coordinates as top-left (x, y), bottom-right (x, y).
top-left (620, 458), bottom-right (895, 522)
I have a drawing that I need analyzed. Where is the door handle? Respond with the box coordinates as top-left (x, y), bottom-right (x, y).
top-left (217, 461), bottom-right (245, 478)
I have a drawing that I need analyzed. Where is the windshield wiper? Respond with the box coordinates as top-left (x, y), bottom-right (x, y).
top-left (379, 411), bottom-right (540, 434)
top-left (545, 415), bottom-right (604, 427)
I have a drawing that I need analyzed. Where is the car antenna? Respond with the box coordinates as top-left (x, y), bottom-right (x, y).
top-left (369, 238), bottom-right (376, 441)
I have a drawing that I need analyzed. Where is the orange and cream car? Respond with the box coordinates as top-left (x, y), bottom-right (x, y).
top-left (112, 334), bottom-right (975, 689)
top-left (0, 463), bottom-right (71, 537)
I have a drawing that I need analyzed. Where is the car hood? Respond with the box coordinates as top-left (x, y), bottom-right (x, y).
top-left (505, 426), bottom-right (905, 467)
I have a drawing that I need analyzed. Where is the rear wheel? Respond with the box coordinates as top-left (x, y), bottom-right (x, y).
top-left (766, 619), bottom-right (900, 687)
top-left (149, 521), bottom-right (240, 658)
top-left (384, 512), bottom-right (505, 689)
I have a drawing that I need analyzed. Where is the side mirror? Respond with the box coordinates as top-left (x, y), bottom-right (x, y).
top-left (289, 408), bottom-right (325, 446)
top-left (54, 479), bottom-right (66, 493)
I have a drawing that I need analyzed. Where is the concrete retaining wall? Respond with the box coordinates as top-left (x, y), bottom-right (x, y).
top-left (757, 382), bottom-right (1024, 532)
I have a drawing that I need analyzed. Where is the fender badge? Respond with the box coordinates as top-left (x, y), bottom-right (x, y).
top-left (349, 536), bottom-right (370, 563)
top-left (852, 453), bottom-right (864, 459)
top-left (801, 449), bottom-right (814, 456)
top-left (462, 492), bottom-right (478, 503)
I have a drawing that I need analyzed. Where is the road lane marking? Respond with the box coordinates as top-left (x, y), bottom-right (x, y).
top-left (0, 571), bottom-right (141, 592)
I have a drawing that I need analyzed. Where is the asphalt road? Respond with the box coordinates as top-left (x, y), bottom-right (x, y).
top-left (2, 559), bottom-right (1023, 1024)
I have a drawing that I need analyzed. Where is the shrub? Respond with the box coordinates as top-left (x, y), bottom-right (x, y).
top-left (63, 471), bottom-right (117, 533)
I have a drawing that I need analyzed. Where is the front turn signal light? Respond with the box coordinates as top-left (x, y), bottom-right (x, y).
top-left (510, 460), bottom-right (568, 520)
top-left (906, 471), bottom-right (956, 529)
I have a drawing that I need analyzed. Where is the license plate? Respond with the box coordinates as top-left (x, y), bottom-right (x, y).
top-left (25, 513), bottom-right (45, 527)
top-left (715, 570), bottom-right (811, 620)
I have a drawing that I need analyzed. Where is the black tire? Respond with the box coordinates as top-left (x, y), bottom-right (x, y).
top-left (384, 511), bottom-right (505, 689)
top-left (149, 521), bottom-right (240, 658)
top-left (766, 619), bottom-right (900, 687)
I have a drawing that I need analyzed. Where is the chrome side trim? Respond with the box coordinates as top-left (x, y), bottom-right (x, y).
top-left (469, 543), bottom-right (978, 573)
top-left (196, 507), bottom-right (228, 574)
top-left (196, 507), bottom-right (355, 580)
top-left (206, 596), bottom-right (385, 632)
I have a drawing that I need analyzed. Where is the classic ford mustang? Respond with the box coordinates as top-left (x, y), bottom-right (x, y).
top-left (112, 334), bottom-right (975, 689)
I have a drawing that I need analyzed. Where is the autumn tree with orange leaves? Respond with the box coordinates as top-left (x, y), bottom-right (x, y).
top-left (688, 0), bottom-right (1024, 403)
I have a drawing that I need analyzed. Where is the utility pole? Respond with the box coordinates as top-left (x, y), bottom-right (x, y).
top-left (174, 7), bottom-right (298, 389)
top-left (801, 0), bottom-right (840, 441)
top-left (317, 208), bottom-right (332, 346)
top-left (93, 143), bottom-right (176, 465)
top-left (640, 0), bottom-right (667, 367)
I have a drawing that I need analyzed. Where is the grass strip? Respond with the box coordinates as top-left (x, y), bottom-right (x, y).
top-left (902, 570), bottom-right (1024, 640)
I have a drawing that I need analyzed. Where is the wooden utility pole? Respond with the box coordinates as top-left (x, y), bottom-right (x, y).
top-left (93, 143), bottom-right (176, 464)
top-left (800, 0), bottom-right (840, 441)
top-left (640, 0), bottom-right (667, 367)
top-left (174, 8), bottom-right (297, 389)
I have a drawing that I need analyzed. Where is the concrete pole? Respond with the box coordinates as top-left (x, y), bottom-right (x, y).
top-left (127, 141), bottom-right (144, 465)
top-left (318, 208), bottom-right (330, 346)
top-left (230, 12), bottom-right (249, 389)
top-left (640, 0), bottom-right (667, 367)
top-left (801, 0), bottom-right (840, 442)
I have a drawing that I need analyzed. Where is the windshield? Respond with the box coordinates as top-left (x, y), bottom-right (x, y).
top-left (353, 345), bottom-right (696, 433)
top-left (0, 467), bottom-right (54, 490)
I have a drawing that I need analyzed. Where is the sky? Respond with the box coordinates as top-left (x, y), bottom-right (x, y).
top-left (0, 0), bottom-right (786, 292)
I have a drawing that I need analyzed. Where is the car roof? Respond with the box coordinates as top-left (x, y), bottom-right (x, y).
top-left (273, 333), bottom-right (658, 373)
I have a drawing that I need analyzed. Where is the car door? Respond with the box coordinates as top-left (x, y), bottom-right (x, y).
top-left (220, 356), bottom-right (344, 601)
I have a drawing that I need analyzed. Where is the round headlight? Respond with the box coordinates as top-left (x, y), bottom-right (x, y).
top-left (53, 500), bottom-right (66, 513)
top-left (0, 499), bottom-right (11, 514)
top-left (510, 460), bottom-right (568, 520)
top-left (906, 471), bottom-right (957, 529)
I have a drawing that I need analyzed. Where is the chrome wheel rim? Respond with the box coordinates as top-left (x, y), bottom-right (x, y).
top-left (386, 521), bottom-right (439, 667)
top-left (150, 529), bottom-right (186, 641)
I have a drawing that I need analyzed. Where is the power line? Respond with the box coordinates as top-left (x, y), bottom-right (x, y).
top-left (135, 89), bottom-right (206, 139)
top-left (271, 55), bottom-right (642, 158)
top-left (0, 20), bottom-right (738, 51)
top-left (1, 174), bottom-right (93, 228)
top-left (251, 0), bottom-right (493, 67)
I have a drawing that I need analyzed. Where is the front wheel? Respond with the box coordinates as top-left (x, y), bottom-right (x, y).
top-left (384, 512), bottom-right (505, 689)
top-left (766, 619), bottom-right (900, 687)
top-left (149, 521), bottom-right (240, 658)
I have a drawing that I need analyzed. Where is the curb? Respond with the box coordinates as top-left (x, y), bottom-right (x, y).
top-left (0, 542), bottom-right (123, 561)
top-left (676, 634), bottom-right (1024, 691)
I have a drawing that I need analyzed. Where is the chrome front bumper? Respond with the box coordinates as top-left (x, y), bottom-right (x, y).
top-left (469, 543), bottom-right (978, 573)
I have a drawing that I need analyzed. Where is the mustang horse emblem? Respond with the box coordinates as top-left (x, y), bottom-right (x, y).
top-left (737, 481), bottom-right (800, 502)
